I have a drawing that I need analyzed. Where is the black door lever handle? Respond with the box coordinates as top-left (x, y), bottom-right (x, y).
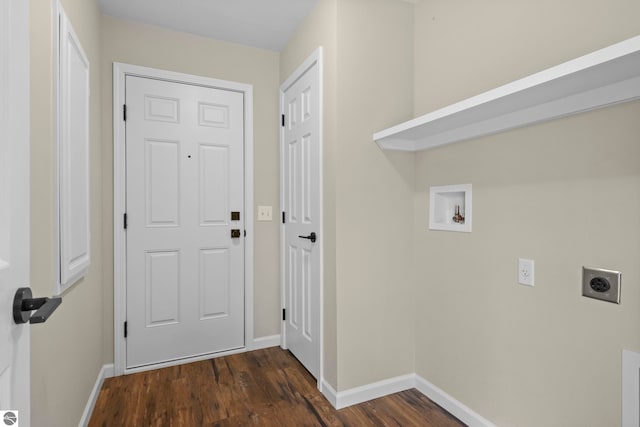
top-left (298, 232), bottom-right (317, 243)
top-left (13, 287), bottom-right (62, 324)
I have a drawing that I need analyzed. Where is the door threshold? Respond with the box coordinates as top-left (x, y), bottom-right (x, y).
top-left (124, 345), bottom-right (246, 375)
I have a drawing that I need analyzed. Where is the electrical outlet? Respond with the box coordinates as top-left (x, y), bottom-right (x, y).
top-left (518, 258), bottom-right (534, 286)
top-left (257, 205), bottom-right (272, 221)
top-left (582, 267), bottom-right (621, 304)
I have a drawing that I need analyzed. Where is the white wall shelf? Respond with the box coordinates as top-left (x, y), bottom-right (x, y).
top-left (429, 184), bottom-right (472, 233)
top-left (374, 35), bottom-right (640, 152)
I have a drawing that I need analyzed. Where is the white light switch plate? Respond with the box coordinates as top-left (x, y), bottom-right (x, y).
top-left (518, 258), bottom-right (534, 286)
top-left (257, 205), bottom-right (272, 221)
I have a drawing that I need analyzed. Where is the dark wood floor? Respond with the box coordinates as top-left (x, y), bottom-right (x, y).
top-left (89, 347), bottom-right (464, 426)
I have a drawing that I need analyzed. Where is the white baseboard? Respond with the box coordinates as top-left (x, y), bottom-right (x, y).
top-left (320, 379), bottom-right (338, 408)
top-left (249, 334), bottom-right (281, 350)
top-left (414, 375), bottom-right (496, 427)
top-left (320, 374), bottom-right (415, 410)
top-left (79, 363), bottom-right (114, 427)
top-left (320, 372), bottom-right (494, 426)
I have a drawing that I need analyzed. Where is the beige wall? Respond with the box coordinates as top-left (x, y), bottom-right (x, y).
top-left (414, 0), bottom-right (640, 115)
top-left (413, 1), bottom-right (640, 425)
top-left (30, 0), bottom-right (104, 425)
top-left (100, 16), bottom-right (282, 362)
top-left (334, 0), bottom-right (415, 390)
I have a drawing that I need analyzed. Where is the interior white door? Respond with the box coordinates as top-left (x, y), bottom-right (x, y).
top-left (282, 54), bottom-right (321, 379)
top-left (0, 0), bottom-right (30, 424)
top-left (125, 76), bottom-right (245, 368)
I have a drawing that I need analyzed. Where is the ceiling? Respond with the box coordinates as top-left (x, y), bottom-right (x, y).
top-left (97, 0), bottom-right (318, 51)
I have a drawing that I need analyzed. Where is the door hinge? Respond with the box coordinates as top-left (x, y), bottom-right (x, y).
top-left (123, 104), bottom-right (127, 121)
top-left (124, 321), bottom-right (128, 338)
top-left (282, 211), bottom-right (285, 224)
top-left (281, 114), bottom-right (285, 127)
top-left (123, 213), bottom-right (128, 229)
top-left (282, 308), bottom-right (286, 321)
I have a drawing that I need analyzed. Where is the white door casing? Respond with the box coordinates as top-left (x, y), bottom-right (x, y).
top-left (113, 64), bottom-right (254, 375)
top-left (0, 0), bottom-right (30, 424)
top-left (125, 76), bottom-right (244, 368)
top-left (280, 48), bottom-right (323, 380)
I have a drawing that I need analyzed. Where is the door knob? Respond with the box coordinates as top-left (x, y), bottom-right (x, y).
top-left (13, 287), bottom-right (62, 324)
top-left (298, 232), bottom-right (317, 243)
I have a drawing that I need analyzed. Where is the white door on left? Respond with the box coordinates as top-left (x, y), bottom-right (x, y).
top-left (0, 0), bottom-right (31, 425)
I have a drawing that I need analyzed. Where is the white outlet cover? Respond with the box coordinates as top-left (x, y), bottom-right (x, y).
top-left (518, 258), bottom-right (534, 286)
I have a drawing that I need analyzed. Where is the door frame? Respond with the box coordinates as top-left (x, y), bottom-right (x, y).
top-left (279, 47), bottom-right (324, 387)
top-left (113, 63), bottom-right (254, 375)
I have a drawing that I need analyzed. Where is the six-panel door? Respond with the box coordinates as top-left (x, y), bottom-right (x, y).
top-left (125, 76), bottom-right (244, 368)
top-left (282, 59), bottom-right (321, 379)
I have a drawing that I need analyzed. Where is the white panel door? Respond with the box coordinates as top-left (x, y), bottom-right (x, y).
top-left (126, 76), bottom-right (244, 368)
top-left (0, 0), bottom-right (30, 424)
top-left (282, 55), bottom-right (321, 379)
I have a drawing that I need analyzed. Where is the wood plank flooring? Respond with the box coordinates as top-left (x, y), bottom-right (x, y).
top-left (89, 347), bottom-right (464, 426)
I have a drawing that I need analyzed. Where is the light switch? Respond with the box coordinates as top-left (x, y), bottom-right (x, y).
top-left (257, 205), bottom-right (272, 221)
